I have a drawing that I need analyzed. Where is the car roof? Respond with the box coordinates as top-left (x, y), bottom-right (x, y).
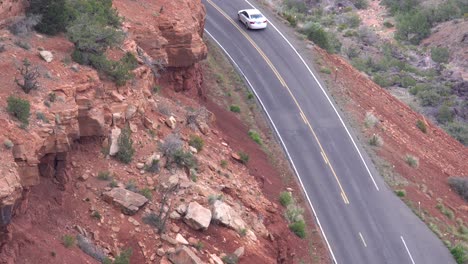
top-left (243, 9), bottom-right (262, 15)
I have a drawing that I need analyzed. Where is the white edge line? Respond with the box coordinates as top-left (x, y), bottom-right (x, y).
top-left (244, 0), bottom-right (380, 191)
top-left (204, 29), bottom-right (338, 264)
top-left (401, 236), bottom-right (416, 264)
top-left (358, 232), bottom-right (367, 248)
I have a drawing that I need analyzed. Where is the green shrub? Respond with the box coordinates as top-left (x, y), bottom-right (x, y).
top-left (369, 134), bottom-right (383, 146)
top-left (3, 139), bottom-right (14, 149)
top-left (36, 112), bottom-right (49, 123)
top-left (247, 92), bottom-right (254, 100)
top-left (222, 254), bottom-right (239, 264)
top-left (7, 96), bottom-right (30, 126)
top-left (289, 219), bottom-right (306, 238)
top-left (172, 149), bottom-right (197, 169)
top-left (346, 13), bottom-right (361, 28)
top-left (436, 202), bottom-right (455, 219)
top-left (238, 151), bottom-right (249, 164)
top-left (220, 160), bottom-right (228, 168)
top-left (395, 190), bottom-right (406, 197)
top-left (364, 112), bottom-right (379, 128)
top-left (405, 154), bottom-right (419, 168)
top-left (285, 204), bottom-right (304, 223)
top-left (448, 177), bottom-right (468, 202)
top-left (320, 67), bottom-right (332, 74)
top-left (450, 244), bottom-right (467, 264)
top-left (431, 47), bottom-right (450, 64)
top-left (139, 188), bottom-right (153, 200)
top-left (417, 89), bottom-right (442, 107)
top-left (189, 135), bottom-right (204, 152)
top-left (383, 20), bottom-right (394, 28)
top-left (444, 122), bottom-right (468, 146)
top-left (114, 248), bottom-right (132, 264)
top-left (230, 105), bottom-right (241, 113)
top-left (62, 234), bottom-right (75, 248)
top-left (91, 211), bottom-right (102, 220)
top-left (303, 22), bottom-right (333, 52)
top-left (283, 0), bottom-right (308, 13)
top-left (248, 130), bottom-right (263, 145)
top-left (395, 11), bottom-right (430, 45)
top-left (109, 179), bottom-right (118, 188)
top-left (279, 191), bottom-right (293, 207)
top-left (97, 171), bottom-right (111, 181)
top-left (354, 0), bottom-right (369, 9)
top-left (416, 120), bottom-right (427, 133)
top-left (125, 180), bottom-right (138, 193)
top-left (28, 0), bottom-right (69, 35)
top-left (373, 74), bottom-right (393, 87)
top-left (400, 76), bottom-right (416, 88)
top-left (436, 105), bottom-right (454, 124)
top-left (116, 126), bottom-right (135, 164)
top-left (144, 159), bottom-right (160, 173)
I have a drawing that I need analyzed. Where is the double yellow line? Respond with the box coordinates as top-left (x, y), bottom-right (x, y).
top-left (206, 0), bottom-right (350, 205)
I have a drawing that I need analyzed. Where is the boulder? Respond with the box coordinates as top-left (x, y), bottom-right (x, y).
top-left (39, 50), bottom-right (53, 62)
top-left (184, 202), bottom-right (211, 230)
top-left (168, 246), bottom-right (203, 264)
top-left (125, 104), bottom-right (138, 120)
top-left (234, 246), bottom-right (244, 258)
top-left (109, 128), bottom-right (121, 156)
top-left (165, 116), bottom-right (177, 129)
top-left (211, 200), bottom-right (246, 231)
top-left (103, 188), bottom-right (148, 215)
top-left (175, 233), bottom-right (189, 245)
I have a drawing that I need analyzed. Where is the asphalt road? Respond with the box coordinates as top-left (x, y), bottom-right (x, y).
top-left (202, 0), bottom-right (456, 263)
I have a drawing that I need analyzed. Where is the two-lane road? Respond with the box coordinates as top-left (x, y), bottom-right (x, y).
top-left (203, 0), bottom-right (455, 263)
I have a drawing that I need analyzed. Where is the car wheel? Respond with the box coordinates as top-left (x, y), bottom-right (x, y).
top-left (238, 14), bottom-right (241, 21)
top-left (245, 22), bottom-right (249, 29)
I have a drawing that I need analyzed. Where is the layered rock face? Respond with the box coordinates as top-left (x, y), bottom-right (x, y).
top-left (114, 0), bottom-right (208, 92)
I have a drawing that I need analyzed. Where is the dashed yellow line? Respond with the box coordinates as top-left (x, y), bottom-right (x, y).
top-left (206, 0), bottom-right (350, 205)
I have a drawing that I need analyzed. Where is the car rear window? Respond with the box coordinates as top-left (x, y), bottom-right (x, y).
top-left (251, 14), bottom-right (263, 19)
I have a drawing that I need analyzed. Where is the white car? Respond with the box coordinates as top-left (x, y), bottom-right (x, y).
top-left (237, 9), bottom-right (268, 30)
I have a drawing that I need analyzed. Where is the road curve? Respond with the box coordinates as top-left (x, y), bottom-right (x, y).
top-left (202, 0), bottom-right (455, 263)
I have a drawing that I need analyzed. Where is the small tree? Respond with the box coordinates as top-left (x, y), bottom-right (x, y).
top-left (116, 125), bottom-right (134, 164)
top-left (395, 11), bottom-right (430, 45)
top-left (143, 184), bottom-right (179, 234)
top-left (15, 59), bottom-right (40, 94)
top-left (431, 47), bottom-right (450, 64)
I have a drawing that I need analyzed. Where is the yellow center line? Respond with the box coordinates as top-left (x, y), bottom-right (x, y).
top-left (206, 0), bottom-right (350, 205)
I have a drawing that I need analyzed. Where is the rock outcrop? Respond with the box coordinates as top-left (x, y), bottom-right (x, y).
top-left (168, 246), bottom-right (204, 264)
top-left (183, 202), bottom-right (211, 231)
top-left (211, 200), bottom-right (246, 231)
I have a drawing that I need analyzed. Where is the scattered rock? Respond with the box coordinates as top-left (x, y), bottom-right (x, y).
top-left (188, 237), bottom-right (198, 246)
top-left (176, 204), bottom-right (187, 215)
top-left (210, 254), bottom-right (223, 264)
top-left (234, 246), bottom-right (244, 258)
top-left (211, 200), bottom-right (246, 231)
top-left (175, 233), bottom-right (189, 245)
top-left (157, 247), bottom-right (166, 257)
top-left (170, 211), bottom-right (181, 219)
top-left (171, 224), bottom-right (181, 233)
top-left (125, 104), bottom-right (138, 120)
top-left (165, 116), bottom-right (177, 129)
top-left (39, 50), bottom-right (53, 62)
top-left (111, 91), bottom-right (125, 102)
top-left (231, 152), bottom-right (241, 162)
top-left (146, 153), bottom-right (161, 167)
top-left (136, 163), bottom-right (145, 169)
top-left (189, 146), bottom-right (197, 154)
top-left (184, 202), bottom-right (211, 230)
top-left (162, 234), bottom-right (178, 246)
top-left (168, 246), bottom-right (203, 264)
top-left (128, 217), bottom-right (140, 226)
top-left (78, 173), bottom-right (90, 181)
top-left (103, 188), bottom-right (148, 215)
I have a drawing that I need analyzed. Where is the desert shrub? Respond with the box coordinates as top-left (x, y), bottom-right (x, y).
top-left (320, 67), bottom-right (332, 74)
top-left (172, 149), bottom-right (197, 169)
top-left (248, 130), bottom-right (263, 145)
top-left (436, 202), bottom-right (455, 219)
top-left (381, 0), bottom-right (418, 14)
top-left (431, 47), bottom-right (450, 64)
top-left (289, 219), bottom-right (306, 238)
top-left (222, 254), bottom-right (239, 264)
top-left (373, 73), bottom-right (393, 87)
top-left (395, 11), bottom-right (430, 45)
top-left (109, 180), bottom-right (118, 188)
top-left (9, 15), bottom-right (41, 36)
top-left (364, 112), bottom-right (379, 128)
top-left (400, 76), bottom-right (416, 88)
top-left (436, 105), bottom-right (454, 124)
top-left (189, 135), bottom-right (204, 152)
top-left (28, 0), bottom-right (69, 35)
top-left (285, 204), bottom-right (304, 223)
top-left (450, 244), bottom-right (467, 264)
top-left (383, 20), bottom-right (394, 28)
top-left (303, 22), bottom-right (333, 52)
top-left (417, 88), bottom-right (442, 107)
top-left (279, 191), bottom-right (293, 207)
top-left (15, 59), bottom-right (40, 94)
top-left (116, 125), bottom-right (134, 164)
top-left (91, 211), bottom-right (102, 220)
top-left (345, 13), bottom-right (361, 28)
top-left (97, 171), bottom-right (111, 181)
top-left (369, 134), bottom-right (383, 146)
top-left (357, 26), bottom-right (377, 46)
top-left (416, 120), bottom-right (427, 133)
top-left (36, 112), bottom-right (49, 123)
top-left (62, 234), bottom-right (75, 248)
top-left (230, 105), bottom-right (241, 113)
top-left (113, 248), bottom-right (132, 264)
top-left (139, 188), bottom-right (153, 200)
top-left (238, 151), bottom-right (249, 164)
top-left (395, 190), bottom-right (406, 197)
top-left (346, 46), bottom-right (360, 59)
top-left (160, 133), bottom-right (183, 157)
top-left (354, 0), bottom-right (369, 9)
top-left (7, 96), bottom-right (30, 126)
top-left (283, 0), bottom-right (308, 13)
top-left (144, 159), bottom-right (160, 173)
top-left (125, 180), bottom-right (138, 193)
top-left (3, 140), bottom-right (14, 149)
top-left (220, 160), bottom-right (228, 168)
top-left (448, 177), bottom-right (468, 202)
top-left (444, 122), bottom-right (468, 146)
top-left (405, 154), bottom-right (419, 168)
top-left (14, 40), bottom-right (31, 50)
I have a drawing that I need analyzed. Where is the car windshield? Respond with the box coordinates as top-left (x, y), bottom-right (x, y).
top-left (251, 14), bottom-right (263, 19)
